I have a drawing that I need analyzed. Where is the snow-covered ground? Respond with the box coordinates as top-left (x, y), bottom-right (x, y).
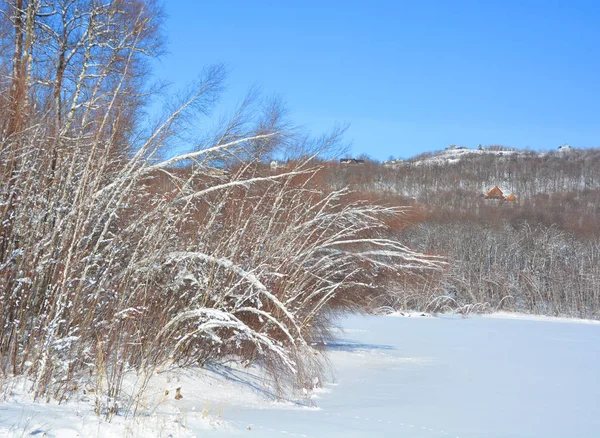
top-left (407, 147), bottom-right (526, 166)
top-left (2, 312), bottom-right (599, 437)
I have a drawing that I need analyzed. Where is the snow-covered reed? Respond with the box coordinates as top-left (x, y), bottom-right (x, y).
top-left (0, 0), bottom-right (438, 416)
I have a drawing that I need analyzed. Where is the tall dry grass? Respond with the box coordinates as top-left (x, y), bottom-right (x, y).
top-left (0, 0), bottom-right (439, 416)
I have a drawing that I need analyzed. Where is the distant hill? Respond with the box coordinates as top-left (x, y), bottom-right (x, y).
top-left (324, 145), bottom-right (600, 235)
top-left (386, 144), bottom-right (579, 167)
top-left (404, 146), bottom-right (526, 166)
top-left (321, 145), bottom-right (600, 319)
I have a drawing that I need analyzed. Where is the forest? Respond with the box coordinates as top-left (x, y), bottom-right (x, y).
top-left (322, 148), bottom-right (600, 318)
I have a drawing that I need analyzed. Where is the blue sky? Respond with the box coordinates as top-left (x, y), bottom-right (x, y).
top-left (152, 0), bottom-right (600, 160)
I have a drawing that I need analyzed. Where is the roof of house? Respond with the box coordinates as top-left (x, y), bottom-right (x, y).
top-left (487, 186), bottom-right (504, 198)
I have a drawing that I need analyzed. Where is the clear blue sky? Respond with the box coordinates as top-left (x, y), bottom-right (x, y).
top-left (153, 0), bottom-right (600, 160)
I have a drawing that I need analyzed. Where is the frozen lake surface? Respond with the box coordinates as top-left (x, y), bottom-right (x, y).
top-left (204, 313), bottom-right (600, 438)
top-left (2, 313), bottom-right (599, 437)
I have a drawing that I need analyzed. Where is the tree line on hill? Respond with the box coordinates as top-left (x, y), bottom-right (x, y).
top-left (315, 149), bottom-right (600, 318)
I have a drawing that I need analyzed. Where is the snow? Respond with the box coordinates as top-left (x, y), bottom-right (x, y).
top-left (2, 313), bottom-right (600, 437)
top-left (408, 147), bottom-right (526, 167)
top-left (484, 311), bottom-right (600, 325)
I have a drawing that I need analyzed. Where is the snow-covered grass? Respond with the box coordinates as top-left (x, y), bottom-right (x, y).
top-left (1, 51), bottom-right (441, 407)
top-left (2, 312), bottom-right (599, 437)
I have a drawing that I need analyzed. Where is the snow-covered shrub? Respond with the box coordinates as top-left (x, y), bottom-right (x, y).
top-left (0, 0), bottom-right (438, 414)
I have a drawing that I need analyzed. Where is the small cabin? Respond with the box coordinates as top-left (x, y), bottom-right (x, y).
top-left (484, 186), bottom-right (518, 203)
top-left (340, 158), bottom-right (365, 165)
top-left (486, 186), bottom-right (504, 200)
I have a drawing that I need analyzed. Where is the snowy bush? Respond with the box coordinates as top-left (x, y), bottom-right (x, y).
top-left (0, 0), bottom-right (438, 415)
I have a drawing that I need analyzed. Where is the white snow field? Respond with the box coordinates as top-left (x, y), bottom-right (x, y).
top-left (1, 313), bottom-right (599, 437)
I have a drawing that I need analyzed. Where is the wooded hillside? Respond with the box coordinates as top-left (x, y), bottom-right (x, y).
top-left (318, 148), bottom-right (600, 318)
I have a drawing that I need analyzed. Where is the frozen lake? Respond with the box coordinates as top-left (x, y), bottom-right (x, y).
top-left (2, 313), bottom-right (599, 437)
top-left (204, 313), bottom-right (600, 438)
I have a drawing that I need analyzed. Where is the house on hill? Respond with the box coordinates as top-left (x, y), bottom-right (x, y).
top-left (484, 186), bottom-right (518, 203)
top-left (558, 144), bottom-right (573, 154)
top-left (340, 158), bottom-right (365, 165)
top-left (486, 186), bottom-right (504, 200)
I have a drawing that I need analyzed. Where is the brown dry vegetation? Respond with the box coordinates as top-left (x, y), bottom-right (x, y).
top-left (318, 151), bottom-right (600, 318)
top-left (0, 0), bottom-right (438, 416)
